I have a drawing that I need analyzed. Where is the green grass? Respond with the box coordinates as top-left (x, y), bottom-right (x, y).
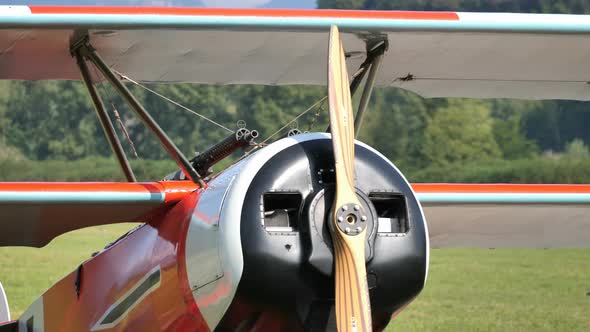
top-left (390, 249), bottom-right (590, 331)
top-left (1, 226), bottom-right (589, 331)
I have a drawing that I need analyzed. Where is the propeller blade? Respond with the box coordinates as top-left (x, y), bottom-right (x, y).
top-left (327, 25), bottom-right (372, 332)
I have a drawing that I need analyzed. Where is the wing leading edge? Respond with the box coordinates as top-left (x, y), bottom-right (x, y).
top-left (0, 181), bottom-right (198, 247)
top-left (2, 181), bottom-right (589, 248)
top-left (2, 6), bottom-right (590, 99)
top-left (414, 184), bottom-right (590, 248)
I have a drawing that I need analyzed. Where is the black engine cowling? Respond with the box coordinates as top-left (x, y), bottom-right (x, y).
top-left (226, 135), bottom-right (428, 330)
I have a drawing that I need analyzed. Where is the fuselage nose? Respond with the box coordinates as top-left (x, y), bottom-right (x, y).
top-left (184, 133), bottom-right (429, 330)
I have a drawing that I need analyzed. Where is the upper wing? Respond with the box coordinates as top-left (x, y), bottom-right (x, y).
top-left (414, 184), bottom-right (590, 248)
top-left (0, 181), bottom-right (197, 247)
top-left (2, 6), bottom-right (590, 99)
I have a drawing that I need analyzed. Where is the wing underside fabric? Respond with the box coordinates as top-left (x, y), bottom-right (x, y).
top-left (1, 7), bottom-right (590, 99)
top-left (0, 182), bottom-right (197, 247)
top-left (413, 184), bottom-right (590, 248)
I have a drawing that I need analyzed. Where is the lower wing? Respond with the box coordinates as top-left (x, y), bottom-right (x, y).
top-left (0, 181), bottom-right (198, 247)
top-left (2, 182), bottom-right (589, 248)
top-left (413, 184), bottom-right (590, 248)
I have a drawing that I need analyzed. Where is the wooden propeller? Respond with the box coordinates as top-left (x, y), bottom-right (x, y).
top-left (327, 25), bottom-right (372, 332)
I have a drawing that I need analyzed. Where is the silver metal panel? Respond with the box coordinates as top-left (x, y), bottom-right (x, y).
top-left (185, 186), bottom-right (226, 291)
top-left (185, 173), bottom-right (235, 329)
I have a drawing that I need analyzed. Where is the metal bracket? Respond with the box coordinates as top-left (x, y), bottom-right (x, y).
top-left (349, 40), bottom-right (387, 97)
top-left (71, 36), bottom-right (205, 186)
top-left (70, 34), bottom-right (91, 57)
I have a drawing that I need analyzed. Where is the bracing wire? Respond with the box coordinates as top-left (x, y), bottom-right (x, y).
top-left (112, 69), bottom-right (330, 161)
top-left (259, 96), bottom-right (328, 146)
top-left (115, 70), bottom-right (233, 133)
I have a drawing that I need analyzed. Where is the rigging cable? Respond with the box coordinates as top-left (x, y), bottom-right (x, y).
top-left (259, 96), bottom-right (328, 146)
top-left (111, 69), bottom-right (330, 167)
top-left (115, 70), bottom-right (233, 133)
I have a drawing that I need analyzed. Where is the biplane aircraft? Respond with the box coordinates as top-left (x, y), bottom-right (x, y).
top-left (1, 4), bottom-right (590, 332)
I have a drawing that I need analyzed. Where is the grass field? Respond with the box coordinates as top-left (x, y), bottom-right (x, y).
top-left (1, 225), bottom-right (588, 331)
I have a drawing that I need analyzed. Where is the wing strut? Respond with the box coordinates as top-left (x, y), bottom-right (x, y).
top-left (327, 40), bottom-right (387, 134)
top-left (73, 48), bottom-right (137, 183)
top-left (353, 42), bottom-right (386, 137)
top-left (71, 37), bottom-right (205, 187)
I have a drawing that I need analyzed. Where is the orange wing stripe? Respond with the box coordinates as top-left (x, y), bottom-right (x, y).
top-left (28, 6), bottom-right (459, 21)
top-left (412, 183), bottom-right (590, 194)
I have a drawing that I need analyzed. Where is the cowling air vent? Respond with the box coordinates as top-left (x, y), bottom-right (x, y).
top-left (369, 192), bottom-right (409, 234)
top-left (262, 192), bottom-right (302, 232)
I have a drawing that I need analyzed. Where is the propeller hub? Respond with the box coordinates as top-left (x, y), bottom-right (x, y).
top-left (306, 187), bottom-right (378, 276)
top-left (334, 203), bottom-right (367, 236)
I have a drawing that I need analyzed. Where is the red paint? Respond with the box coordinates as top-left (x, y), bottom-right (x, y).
top-left (39, 191), bottom-right (209, 331)
top-left (150, 191), bottom-right (209, 331)
top-left (160, 181), bottom-right (200, 203)
top-left (28, 6), bottom-right (459, 21)
top-left (411, 183), bottom-right (590, 193)
top-left (173, 192), bottom-right (211, 331)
